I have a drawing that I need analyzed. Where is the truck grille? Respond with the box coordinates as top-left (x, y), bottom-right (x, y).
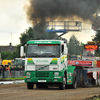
top-left (36, 72), bottom-right (49, 77)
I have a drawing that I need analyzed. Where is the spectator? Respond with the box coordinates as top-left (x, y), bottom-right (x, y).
top-left (6, 66), bottom-right (10, 71)
top-left (0, 65), bottom-right (2, 76)
top-left (10, 66), bottom-right (14, 71)
top-left (2, 65), bottom-right (6, 78)
top-left (21, 66), bottom-right (24, 70)
top-left (17, 66), bottom-right (20, 71)
top-left (12, 66), bottom-right (17, 71)
top-left (17, 66), bottom-right (23, 71)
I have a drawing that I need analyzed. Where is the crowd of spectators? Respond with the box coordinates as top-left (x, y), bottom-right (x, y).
top-left (10, 65), bottom-right (24, 71)
top-left (0, 65), bottom-right (24, 78)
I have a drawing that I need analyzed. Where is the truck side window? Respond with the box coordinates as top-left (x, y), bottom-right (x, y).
top-left (62, 45), bottom-right (64, 53)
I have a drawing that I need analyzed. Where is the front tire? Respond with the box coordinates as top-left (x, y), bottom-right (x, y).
top-left (59, 75), bottom-right (66, 90)
top-left (27, 82), bottom-right (34, 89)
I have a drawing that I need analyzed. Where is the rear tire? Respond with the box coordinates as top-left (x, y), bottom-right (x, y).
top-left (95, 74), bottom-right (99, 86)
top-left (27, 82), bottom-right (34, 89)
top-left (72, 71), bottom-right (77, 89)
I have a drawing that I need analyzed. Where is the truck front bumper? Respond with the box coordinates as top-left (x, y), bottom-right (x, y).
top-left (24, 71), bottom-right (63, 83)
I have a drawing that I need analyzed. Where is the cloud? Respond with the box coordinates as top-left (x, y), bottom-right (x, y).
top-left (0, 0), bottom-right (31, 46)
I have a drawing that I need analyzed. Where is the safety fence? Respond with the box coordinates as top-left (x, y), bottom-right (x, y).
top-left (0, 70), bottom-right (24, 78)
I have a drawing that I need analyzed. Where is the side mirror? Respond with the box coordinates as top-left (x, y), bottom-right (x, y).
top-left (20, 46), bottom-right (25, 57)
top-left (64, 48), bottom-right (68, 55)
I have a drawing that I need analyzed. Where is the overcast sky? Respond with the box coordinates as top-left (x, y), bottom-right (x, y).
top-left (0, 0), bottom-right (31, 46)
top-left (0, 0), bottom-right (96, 46)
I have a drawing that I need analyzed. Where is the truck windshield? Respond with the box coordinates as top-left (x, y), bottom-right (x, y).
top-left (83, 49), bottom-right (95, 57)
top-left (26, 44), bottom-right (60, 57)
top-left (70, 55), bottom-right (81, 60)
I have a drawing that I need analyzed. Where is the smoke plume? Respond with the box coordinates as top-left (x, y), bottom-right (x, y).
top-left (24, 0), bottom-right (100, 25)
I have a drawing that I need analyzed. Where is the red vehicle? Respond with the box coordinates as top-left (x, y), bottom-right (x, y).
top-left (68, 41), bottom-right (100, 86)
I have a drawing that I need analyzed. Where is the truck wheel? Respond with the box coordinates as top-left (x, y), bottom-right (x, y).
top-left (72, 77), bottom-right (77, 89)
top-left (27, 82), bottom-right (34, 89)
top-left (59, 75), bottom-right (66, 90)
top-left (95, 74), bottom-right (99, 86)
top-left (72, 71), bottom-right (77, 89)
top-left (65, 74), bottom-right (67, 89)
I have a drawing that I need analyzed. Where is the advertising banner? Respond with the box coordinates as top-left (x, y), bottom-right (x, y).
top-left (68, 60), bottom-right (93, 67)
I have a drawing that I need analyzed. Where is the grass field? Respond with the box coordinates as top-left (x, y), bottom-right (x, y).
top-left (0, 77), bottom-right (24, 81)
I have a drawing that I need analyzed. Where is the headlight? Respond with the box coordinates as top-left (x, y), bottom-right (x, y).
top-left (54, 72), bottom-right (59, 75)
top-left (26, 72), bottom-right (31, 75)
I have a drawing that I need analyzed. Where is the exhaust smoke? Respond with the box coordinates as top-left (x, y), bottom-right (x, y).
top-left (24, 0), bottom-right (100, 39)
top-left (24, 0), bottom-right (100, 25)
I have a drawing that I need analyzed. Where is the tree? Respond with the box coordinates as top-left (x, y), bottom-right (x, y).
top-left (1, 50), bottom-right (19, 60)
top-left (92, 30), bottom-right (100, 56)
top-left (1, 51), bottom-right (12, 60)
top-left (19, 27), bottom-right (34, 46)
top-left (92, 30), bottom-right (100, 41)
top-left (68, 35), bottom-right (83, 55)
top-left (1, 51), bottom-right (7, 60)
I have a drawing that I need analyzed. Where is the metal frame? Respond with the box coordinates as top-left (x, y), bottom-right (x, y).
top-left (46, 21), bottom-right (82, 33)
top-left (46, 21), bottom-right (82, 40)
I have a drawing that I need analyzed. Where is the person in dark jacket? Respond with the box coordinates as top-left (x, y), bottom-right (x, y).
top-left (2, 65), bottom-right (6, 78)
top-left (13, 66), bottom-right (17, 71)
top-left (10, 66), bottom-right (14, 71)
top-left (0, 65), bottom-right (2, 76)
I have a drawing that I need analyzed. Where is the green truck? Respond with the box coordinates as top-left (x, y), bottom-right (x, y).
top-left (20, 21), bottom-right (82, 90)
top-left (20, 40), bottom-right (77, 90)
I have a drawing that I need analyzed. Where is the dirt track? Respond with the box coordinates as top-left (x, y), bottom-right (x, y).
top-left (0, 83), bottom-right (100, 100)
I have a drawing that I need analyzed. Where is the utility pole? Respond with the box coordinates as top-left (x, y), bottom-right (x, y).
top-left (11, 33), bottom-right (12, 45)
top-left (10, 33), bottom-right (12, 53)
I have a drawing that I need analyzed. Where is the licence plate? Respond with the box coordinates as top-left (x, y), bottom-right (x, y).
top-left (38, 80), bottom-right (46, 82)
top-left (26, 76), bottom-right (30, 78)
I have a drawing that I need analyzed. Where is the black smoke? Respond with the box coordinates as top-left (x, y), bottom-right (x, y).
top-left (25, 0), bottom-right (100, 25)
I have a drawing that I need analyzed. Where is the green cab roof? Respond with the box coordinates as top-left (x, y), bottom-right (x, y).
top-left (27, 40), bottom-right (61, 44)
